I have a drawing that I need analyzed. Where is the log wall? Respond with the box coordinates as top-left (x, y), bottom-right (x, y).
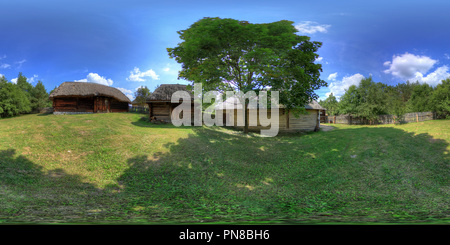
top-left (224, 108), bottom-right (319, 132)
top-left (53, 96), bottom-right (128, 113)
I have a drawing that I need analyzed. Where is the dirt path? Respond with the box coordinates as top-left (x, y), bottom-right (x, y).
top-left (320, 124), bottom-right (336, 132)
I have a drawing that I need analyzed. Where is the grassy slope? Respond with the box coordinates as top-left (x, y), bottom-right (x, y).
top-left (0, 113), bottom-right (448, 224)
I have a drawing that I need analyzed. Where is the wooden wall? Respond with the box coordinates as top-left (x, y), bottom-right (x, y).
top-left (224, 108), bottom-right (319, 132)
top-left (149, 102), bottom-right (171, 121)
top-left (148, 101), bottom-right (196, 122)
top-left (53, 96), bottom-right (128, 113)
top-left (53, 97), bottom-right (94, 112)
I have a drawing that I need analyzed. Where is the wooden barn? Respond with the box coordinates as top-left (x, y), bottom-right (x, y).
top-left (49, 82), bottom-right (131, 114)
top-left (146, 84), bottom-right (196, 122)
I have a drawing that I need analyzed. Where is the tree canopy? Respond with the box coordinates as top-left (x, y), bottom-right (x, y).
top-left (168, 17), bottom-right (326, 132)
top-left (134, 86), bottom-right (151, 106)
top-left (0, 73), bottom-right (50, 118)
top-left (319, 77), bottom-right (450, 122)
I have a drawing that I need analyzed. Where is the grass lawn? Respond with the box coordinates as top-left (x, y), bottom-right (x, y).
top-left (0, 112), bottom-right (449, 224)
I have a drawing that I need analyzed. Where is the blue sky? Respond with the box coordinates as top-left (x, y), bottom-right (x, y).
top-left (1, 0), bottom-right (450, 101)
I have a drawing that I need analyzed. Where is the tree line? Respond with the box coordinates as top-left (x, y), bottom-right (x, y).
top-left (319, 77), bottom-right (450, 122)
top-left (0, 73), bottom-right (52, 118)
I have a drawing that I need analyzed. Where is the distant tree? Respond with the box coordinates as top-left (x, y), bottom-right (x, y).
top-left (337, 77), bottom-right (389, 124)
top-left (319, 93), bottom-right (339, 116)
top-left (396, 80), bottom-right (419, 105)
top-left (408, 83), bottom-right (434, 112)
top-left (167, 17), bottom-right (326, 133)
top-left (0, 76), bottom-right (32, 117)
top-left (431, 78), bottom-right (450, 118)
top-left (30, 80), bottom-right (50, 112)
top-left (134, 86), bottom-right (151, 106)
top-left (16, 72), bottom-right (33, 98)
top-left (338, 85), bottom-right (359, 116)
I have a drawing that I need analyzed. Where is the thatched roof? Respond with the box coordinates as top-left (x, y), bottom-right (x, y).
top-left (49, 82), bottom-right (131, 103)
top-left (304, 99), bottom-right (325, 110)
top-left (147, 84), bottom-right (193, 101)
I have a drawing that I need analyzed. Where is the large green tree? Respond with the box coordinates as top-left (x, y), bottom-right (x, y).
top-left (432, 78), bottom-right (450, 118)
top-left (0, 76), bottom-right (31, 117)
top-left (167, 17), bottom-right (326, 133)
top-left (338, 77), bottom-right (389, 124)
top-left (30, 80), bottom-right (50, 112)
top-left (319, 93), bottom-right (339, 116)
top-left (408, 83), bottom-right (434, 112)
top-left (134, 86), bottom-right (151, 106)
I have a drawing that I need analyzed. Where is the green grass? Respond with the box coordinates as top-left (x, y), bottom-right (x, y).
top-left (0, 113), bottom-right (449, 224)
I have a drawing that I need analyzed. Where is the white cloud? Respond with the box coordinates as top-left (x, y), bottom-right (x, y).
top-left (326, 73), bottom-right (364, 99)
top-left (445, 53), bottom-right (450, 60)
top-left (384, 53), bottom-right (450, 86)
top-left (116, 87), bottom-right (134, 101)
top-left (410, 65), bottom-right (450, 87)
top-left (15, 59), bottom-right (26, 68)
top-left (28, 74), bottom-right (38, 84)
top-left (295, 21), bottom-right (331, 34)
top-left (327, 72), bottom-right (338, 81)
top-left (127, 67), bottom-right (159, 82)
top-left (383, 53), bottom-right (437, 80)
top-left (163, 67), bottom-right (170, 72)
top-left (0, 55), bottom-right (6, 60)
top-left (76, 73), bottom-right (113, 86)
top-left (11, 78), bottom-right (17, 84)
top-left (0, 63), bottom-right (10, 69)
top-left (315, 57), bottom-right (323, 62)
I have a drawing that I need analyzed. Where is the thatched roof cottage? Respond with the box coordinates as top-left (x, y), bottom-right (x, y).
top-left (146, 84), bottom-right (195, 122)
top-left (49, 82), bottom-right (131, 114)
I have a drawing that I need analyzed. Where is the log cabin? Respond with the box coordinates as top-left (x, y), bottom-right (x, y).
top-left (49, 82), bottom-right (131, 114)
top-left (146, 84), bottom-right (196, 122)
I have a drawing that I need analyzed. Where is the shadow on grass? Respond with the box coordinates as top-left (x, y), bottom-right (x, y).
top-left (0, 149), bottom-right (104, 222)
top-left (114, 122), bottom-right (450, 223)
top-left (1, 119), bottom-right (449, 224)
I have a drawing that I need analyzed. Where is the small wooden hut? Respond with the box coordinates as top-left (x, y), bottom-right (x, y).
top-left (49, 82), bottom-right (131, 114)
top-left (146, 84), bottom-right (195, 122)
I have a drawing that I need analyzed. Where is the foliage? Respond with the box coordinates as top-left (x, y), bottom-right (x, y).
top-left (0, 75), bottom-right (32, 117)
top-left (30, 80), bottom-right (51, 112)
top-left (326, 76), bottom-right (450, 123)
top-left (134, 86), bottom-right (151, 106)
top-left (337, 85), bottom-right (359, 116)
top-left (319, 93), bottom-right (339, 115)
top-left (168, 17), bottom-right (326, 132)
top-left (408, 83), bottom-right (434, 112)
top-left (431, 78), bottom-right (450, 118)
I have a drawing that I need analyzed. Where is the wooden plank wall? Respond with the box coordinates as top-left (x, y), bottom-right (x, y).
top-left (53, 97), bottom-right (128, 113)
top-left (225, 108), bottom-right (318, 132)
top-left (110, 99), bottom-right (129, 112)
top-left (53, 97), bottom-right (94, 112)
top-left (150, 102), bottom-right (171, 121)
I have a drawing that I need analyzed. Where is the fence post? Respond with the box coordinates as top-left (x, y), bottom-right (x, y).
top-left (416, 113), bottom-right (418, 122)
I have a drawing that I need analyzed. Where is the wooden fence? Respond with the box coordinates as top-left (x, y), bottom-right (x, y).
top-left (325, 111), bottom-right (436, 125)
top-left (129, 106), bottom-right (149, 114)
